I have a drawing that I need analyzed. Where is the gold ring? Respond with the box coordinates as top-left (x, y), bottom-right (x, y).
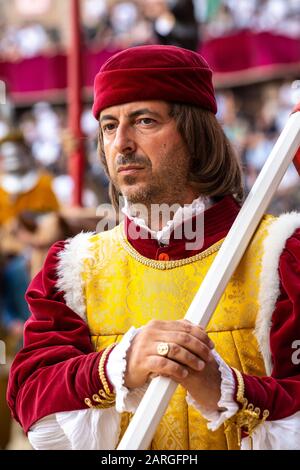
top-left (157, 342), bottom-right (170, 357)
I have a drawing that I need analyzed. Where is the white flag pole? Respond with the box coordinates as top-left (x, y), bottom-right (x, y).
top-left (118, 110), bottom-right (300, 451)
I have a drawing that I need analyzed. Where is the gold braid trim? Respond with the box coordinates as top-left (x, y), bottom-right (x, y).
top-left (84, 344), bottom-right (116, 409)
top-left (224, 368), bottom-right (270, 449)
top-left (118, 222), bottom-right (223, 270)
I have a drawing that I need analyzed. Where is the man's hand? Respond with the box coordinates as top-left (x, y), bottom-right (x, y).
top-left (124, 319), bottom-right (221, 412)
top-left (181, 356), bottom-right (222, 412)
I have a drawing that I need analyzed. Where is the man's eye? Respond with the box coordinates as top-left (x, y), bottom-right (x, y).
top-left (137, 118), bottom-right (155, 125)
top-left (102, 123), bottom-right (116, 133)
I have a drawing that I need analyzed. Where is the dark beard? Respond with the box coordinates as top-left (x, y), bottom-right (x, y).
top-left (114, 174), bottom-right (159, 206)
top-left (125, 186), bottom-right (156, 205)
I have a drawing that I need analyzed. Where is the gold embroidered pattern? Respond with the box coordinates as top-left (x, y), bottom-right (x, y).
top-left (83, 215), bottom-right (274, 449)
top-left (84, 344), bottom-right (116, 409)
top-left (226, 367), bottom-right (270, 448)
top-left (118, 222), bottom-right (223, 270)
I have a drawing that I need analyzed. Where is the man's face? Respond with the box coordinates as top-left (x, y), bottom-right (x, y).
top-left (100, 100), bottom-right (196, 206)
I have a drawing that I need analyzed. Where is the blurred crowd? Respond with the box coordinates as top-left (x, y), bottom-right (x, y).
top-left (0, 20), bottom-right (61, 60)
top-left (204, 0), bottom-right (300, 38)
top-left (217, 80), bottom-right (300, 212)
top-left (1, 0), bottom-right (300, 61)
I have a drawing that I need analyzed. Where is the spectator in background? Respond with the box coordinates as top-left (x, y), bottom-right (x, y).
top-left (152, 0), bottom-right (200, 51)
top-left (0, 131), bottom-right (59, 224)
top-left (216, 91), bottom-right (249, 160)
top-left (18, 103), bottom-right (108, 208)
top-left (105, 1), bottom-right (153, 49)
top-left (14, 21), bottom-right (50, 58)
top-left (30, 102), bottom-right (62, 169)
top-left (82, 0), bottom-right (110, 46)
top-left (243, 81), bottom-right (300, 212)
top-left (0, 118), bottom-right (9, 140)
top-left (0, 21), bottom-right (59, 61)
top-left (0, 131), bottom-right (59, 341)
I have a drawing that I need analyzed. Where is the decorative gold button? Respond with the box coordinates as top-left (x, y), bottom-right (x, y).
top-left (158, 253), bottom-right (170, 261)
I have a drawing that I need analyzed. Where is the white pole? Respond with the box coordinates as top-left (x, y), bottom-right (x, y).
top-left (118, 111), bottom-right (300, 450)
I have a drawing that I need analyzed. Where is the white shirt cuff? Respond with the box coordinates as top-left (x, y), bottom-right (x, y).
top-left (241, 410), bottom-right (300, 450)
top-left (186, 349), bottom-right (238, 431)
top-left (106, 326), bottom-right (148, 413)
top-left (28, 408), bottom-right (121, 450)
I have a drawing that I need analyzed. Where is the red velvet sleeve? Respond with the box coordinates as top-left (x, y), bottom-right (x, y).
top-left (6, 241), bottom-right (114, 433)
top-left (238, 228), bottom-right (300, 420)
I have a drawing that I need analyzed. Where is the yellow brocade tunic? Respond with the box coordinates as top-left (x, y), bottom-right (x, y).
top-left (82, 216), bottom-right (273, 450)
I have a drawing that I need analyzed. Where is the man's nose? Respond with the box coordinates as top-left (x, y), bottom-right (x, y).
top-left (113, 124), bottom-right (136, 154)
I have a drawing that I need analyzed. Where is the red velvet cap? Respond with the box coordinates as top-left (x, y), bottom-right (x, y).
top-left (92, 45), bottom-right (217, 119)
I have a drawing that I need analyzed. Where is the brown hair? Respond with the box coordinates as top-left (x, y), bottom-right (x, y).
top-left (98, 127), bottom-right (123, 209)
top-left (98, 103), bottom-right (244, 208)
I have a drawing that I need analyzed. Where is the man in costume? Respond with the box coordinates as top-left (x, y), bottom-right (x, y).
top-left (0, 131), bottom-right (59, 225)
top-left (0, 131), bottom-right (59, 330)
top-left (7, 46), bottom-right (300, 450)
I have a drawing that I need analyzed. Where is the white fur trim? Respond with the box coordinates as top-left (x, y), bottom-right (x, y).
top-left (255, 213), bottom-right (300, 375)
top-left (56, 232), bottom-right (94, 322)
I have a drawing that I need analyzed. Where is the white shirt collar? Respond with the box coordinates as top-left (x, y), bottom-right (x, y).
top-left (122, 196), bottom-right (207, 245)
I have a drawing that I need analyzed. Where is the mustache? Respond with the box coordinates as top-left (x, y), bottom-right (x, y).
top-left (116, 154), bottom-right (150, 167)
